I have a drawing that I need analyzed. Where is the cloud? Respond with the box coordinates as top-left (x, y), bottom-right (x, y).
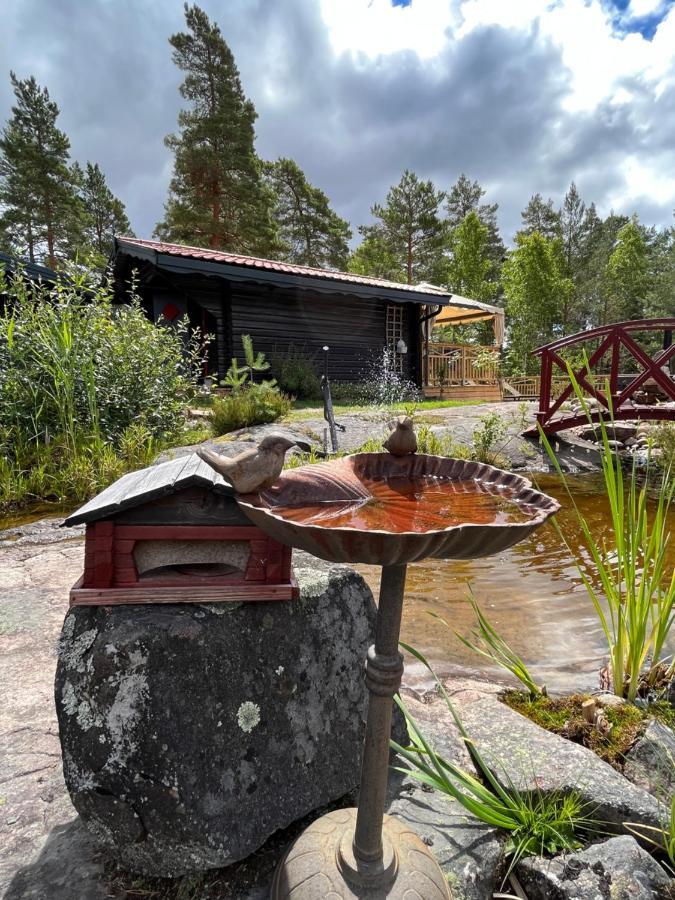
top-left (1, 0), bottom-right (674, 250)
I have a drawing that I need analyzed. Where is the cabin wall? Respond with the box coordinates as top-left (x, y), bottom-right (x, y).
top-left (228, 284), bottom-right (416, 384)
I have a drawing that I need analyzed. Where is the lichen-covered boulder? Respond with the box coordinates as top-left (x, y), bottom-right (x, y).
top-left (55, 555), bottom-right (397, 877)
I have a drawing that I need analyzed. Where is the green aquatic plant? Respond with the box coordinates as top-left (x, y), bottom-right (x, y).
top-left (539, 368), bottom-right (675, 701)
top-left (454, 596), bottom-right (546, 698)
top-left (392, 642), bottom-right (593, 882)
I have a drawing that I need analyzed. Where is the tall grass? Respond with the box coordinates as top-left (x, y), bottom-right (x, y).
top-left (0, 265), bottom-right (206, 513)
top-left (539, 372), bottom-right (675, 700)
top-left (392, 642), bottom-right (593, 884)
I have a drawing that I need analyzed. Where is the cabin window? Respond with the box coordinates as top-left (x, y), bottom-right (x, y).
top-left (386, 304), bottom-right (404, 373)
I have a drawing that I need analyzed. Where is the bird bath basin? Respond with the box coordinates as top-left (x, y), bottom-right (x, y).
top-left (236, 452), bottom-right (560, 899)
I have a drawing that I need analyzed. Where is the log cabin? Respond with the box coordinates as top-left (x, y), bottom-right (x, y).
top-left (111, 237), bottom-right (504, 400)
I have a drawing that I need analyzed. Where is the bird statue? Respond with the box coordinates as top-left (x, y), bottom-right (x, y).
top-left (196, 434), bottom-right (298, 494)
top-left (383, 416), bottom-right (417, 456)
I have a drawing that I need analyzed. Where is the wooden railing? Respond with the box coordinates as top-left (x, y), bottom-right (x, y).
top-left (529, 318), bottom-right (675, 435)
top-left (426, 343), bottom-right (499, 386)
top-left (502, 375), bottom-right (570, 399)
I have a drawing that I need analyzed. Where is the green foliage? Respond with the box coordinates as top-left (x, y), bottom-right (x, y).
top-left (270, 344), bottom-right (321, 400)
top-left (503, 232), bottom-right (574, 375)
top-left (76, 161), bottom-right (132, 265)
top-left (241, 333), bottom-right (270, 379)
top-left (348, 232), bottom-right (404, 282)
top-left (209, 383), bottom-right (291, 435)
top-left (0, 267), bottom-right (203, 511)
top-left (155, 4), bottom-right (277, 255)
top-left (445, 211), bottom-right (499, 301)
top-left (264, 158), bottom-right (351, 269)
top-left (357, 169), bottom-right (445, 284)
top-left (502, 691), bottom-right (646, 769)
top-left (392, 643), bottom-right (592, 882)
top-left (471, 411), bottom-right (508, 464)
top-left (602, 218), bottom-right (649, 324)
top-left (654, 423), bottom-right (675, 476)
top-left (0, 72), bottom-right (83, 267)
top-left (539, 374), bottom-right (675, 701)
top-left (456, 596), bottom-right (546, 698)
top-left (519, 193), bottom-right (562, 242)
top-left (445, 174), bottom-right (505, 273)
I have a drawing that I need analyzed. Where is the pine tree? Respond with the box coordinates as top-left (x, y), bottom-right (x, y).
top-left (0, 73), bottom-right (82, 267)
top-left (155, 4), bottom-right (277, 255)
top-left (445, 174), bottom-right (505, 267)
top-left (446, 211), bottom-right (498, 301)
top-left (264, 158), bottom-right (351, 269)
top-left (519, 193), bottom-right (561, 242)
top-left (502, 232), bottom-right (573, 374)
top-left (77, 162), bottom-right (132, 264)
top-left (348, 232), bottom-right (404, 282)
top-left (359, 170), bottom-right (445, 284)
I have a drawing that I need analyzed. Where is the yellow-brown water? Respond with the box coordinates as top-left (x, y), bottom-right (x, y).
top-left (271, 475), bottom-right (538, 532)
top-left (355, 473), bottom-right (675, 693)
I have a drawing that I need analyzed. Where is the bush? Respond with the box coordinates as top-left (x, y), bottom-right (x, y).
top-left (270, 344), bottom-right (321, 400)
top-left (210, 383), bottom-right (291, 435)
top-left (0, 265), bottom-right (205, 512)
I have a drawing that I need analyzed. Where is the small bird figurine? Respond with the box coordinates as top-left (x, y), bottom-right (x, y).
top-left (196, 434), bottom-right (298, 494)
top-left (383, 416), bottom-right (417, 456)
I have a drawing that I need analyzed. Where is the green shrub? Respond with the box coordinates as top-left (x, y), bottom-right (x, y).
top-left (0, 265), bottom-right (205, 512)
top-left (210, 383), bottom-right (291, 435)
top-left (270, 344), bottom-right (321, 400)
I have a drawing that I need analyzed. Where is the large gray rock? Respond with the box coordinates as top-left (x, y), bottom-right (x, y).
top-left (55, 555), bottom-right (402, 877)
top-left (624, 719), bottom-right (675, 800)
top-left (517, 835), bottom-right (671, 899)
top-left (448, 681), bottom-right (663, 832)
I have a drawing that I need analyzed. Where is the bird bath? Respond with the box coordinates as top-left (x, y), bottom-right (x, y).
top-left (236, 452), bottom-right (560, 899)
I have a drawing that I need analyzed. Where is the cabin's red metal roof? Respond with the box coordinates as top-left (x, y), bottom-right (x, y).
top-left (116, 237), bottom-right (450, 298)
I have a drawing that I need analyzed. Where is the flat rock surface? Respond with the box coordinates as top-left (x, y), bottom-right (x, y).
top-left (446, 680), bottom-right (663, 832)
top-left (517, 835), bottom-right (671, 899)
top-left (624, 719), bottom-right (675, 801)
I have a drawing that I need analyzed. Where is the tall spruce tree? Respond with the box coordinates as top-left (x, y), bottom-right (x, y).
top-left (445, 174), bottom-right (505, 267)
top-left (359, 170), bottom-right (445, 284)
top-left (0, 73), bottom-right (82, 267)
top-left (75, 161), bottom-right (132, 265)
top-left (155, 4), bottom-right (277, 254)
top-left (264, 158), bottom-right (351, 268)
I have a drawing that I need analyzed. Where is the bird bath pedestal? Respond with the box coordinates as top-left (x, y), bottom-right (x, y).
top-left (236, 452), bottom-right (560, 899)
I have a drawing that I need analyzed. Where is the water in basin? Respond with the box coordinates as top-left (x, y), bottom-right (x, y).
top-left (270, 475), bottom-right (539, 532)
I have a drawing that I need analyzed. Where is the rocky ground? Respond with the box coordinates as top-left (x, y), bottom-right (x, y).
top-left (167, 399), bottom-right (606, 474)
top-left (2, 515), bottom-right (673, 899)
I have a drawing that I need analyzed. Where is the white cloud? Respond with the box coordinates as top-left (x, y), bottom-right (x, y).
top-left (629, 0), bottom-right (665, 17)
top-left (320, 0), bottom-right (457, 60)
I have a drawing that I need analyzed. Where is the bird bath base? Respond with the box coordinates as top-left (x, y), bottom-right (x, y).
top-left (270, 564), bottom-right (451, 899)
top-left (270, 808), bottom-right (449, 898)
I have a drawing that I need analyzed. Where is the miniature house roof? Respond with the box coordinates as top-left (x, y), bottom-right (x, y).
top-left (63, 453), bottom-right (234, 527)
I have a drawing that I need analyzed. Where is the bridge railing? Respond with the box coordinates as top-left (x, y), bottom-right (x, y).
top-left (530, 318), bottom-right (675, 435)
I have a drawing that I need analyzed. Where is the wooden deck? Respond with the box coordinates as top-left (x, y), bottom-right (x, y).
top-left (425, 342), bottom-right (502, 401)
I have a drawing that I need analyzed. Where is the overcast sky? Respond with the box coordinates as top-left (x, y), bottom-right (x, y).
top-left (2, 0), bottom-right (675, 247)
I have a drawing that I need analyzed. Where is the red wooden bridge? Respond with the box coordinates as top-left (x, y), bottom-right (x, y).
top-left (528, 318), bottom-right (675, 436)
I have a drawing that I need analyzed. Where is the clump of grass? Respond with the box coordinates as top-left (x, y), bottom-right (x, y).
top-left (210, 384), bottom-right (291, 435)
top-left (501, 691), bottom-right (647, 769)
top-left (539, 370), bottom-right (675, 700)
top-left (393, 642), bottom-right (595, 885)
top-left (455, 595), bottom-right (546, 698)
top-left (625, 795), bottom-right (675, 877)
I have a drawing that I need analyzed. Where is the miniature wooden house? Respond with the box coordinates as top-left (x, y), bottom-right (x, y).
top-left (63, 454), bottom-right (297, 606)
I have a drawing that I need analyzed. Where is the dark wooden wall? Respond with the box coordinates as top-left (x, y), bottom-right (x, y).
top-left (126, 261), bottom-right (420, 385)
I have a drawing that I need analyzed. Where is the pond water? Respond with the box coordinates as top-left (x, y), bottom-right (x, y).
top-left (355, 473), bottom-right (675, 694)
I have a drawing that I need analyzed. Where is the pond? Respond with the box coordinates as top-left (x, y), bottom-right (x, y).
top-left (356, 473), bottom-right (675, 694)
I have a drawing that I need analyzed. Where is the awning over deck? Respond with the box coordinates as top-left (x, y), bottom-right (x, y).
top-left (419, 286), bottom-right (505, 345)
